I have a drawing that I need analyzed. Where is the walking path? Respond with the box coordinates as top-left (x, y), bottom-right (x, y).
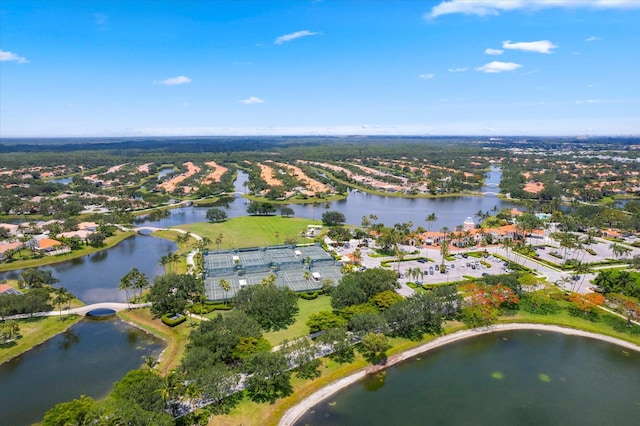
top-left (2, 302), bottom-right (151, 320)
top-left (278, 323), bottom-right (640, 426)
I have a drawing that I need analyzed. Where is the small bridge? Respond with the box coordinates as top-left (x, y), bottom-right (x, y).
top-left (1, 302), bottom-right (151, 320)
top-left (70, 302), bottom-right (151, 316)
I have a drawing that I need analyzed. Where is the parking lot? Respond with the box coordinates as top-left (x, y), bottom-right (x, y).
top-left (531, 238), bottom-right (640, 265)
top-left (396, 252), bottom-right (508, 285)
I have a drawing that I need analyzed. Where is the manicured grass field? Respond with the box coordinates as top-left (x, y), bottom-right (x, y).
top-left (175, 216), bottom-right (324, 250)
top-left (0, 315), bottom-right (82, 364)
top-left (264, 295), bottom-right (333, 346)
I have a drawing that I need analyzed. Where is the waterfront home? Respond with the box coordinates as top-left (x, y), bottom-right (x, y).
top-left (37, 238), bottom-right (69, 255)
top-left (0, 241), bottom-right (24, 262)
top-left (0, 284), bottom-right (23, 296)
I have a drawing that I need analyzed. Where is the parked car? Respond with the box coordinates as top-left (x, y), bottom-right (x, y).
top-left (429, 267), bottom-right (434, 275)
top-left (462, 253), bottom-right (468, 258)
top-left (417, 258), bottom-right (427, 263)
top-left (482, 272), bottom-right (489, 276)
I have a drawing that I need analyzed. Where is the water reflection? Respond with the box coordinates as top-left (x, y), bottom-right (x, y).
top-left (0, 235), bottom-right (176, 304)
top-left (58, 328), bottom-right (80, 351)
top-left (0, 317), bottom-right (164, 426)
top-left (362, 371), bottom-right (387, 392)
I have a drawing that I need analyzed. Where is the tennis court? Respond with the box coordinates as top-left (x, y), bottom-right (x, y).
top-left (281, 270), bottom-right (322, 292)
top-left (296, 245), bottom-right (333, 261)
top-left (202, 244), bottom-right (342, 301)
top-left (239, 251), bottom-right (269, 267)
top-left (204, 252), bottom-right (235, 270)
top-left (312, 265), bottom-right (343, 284)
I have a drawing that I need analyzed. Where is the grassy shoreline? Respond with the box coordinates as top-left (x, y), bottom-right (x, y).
top-left (117, 308), bottom-right (198, 376)
top-left (0, 230), bottom-right (136, 272)
top-left (0, 314), bottom-right (83, 364)
top-left (107, 297), bottom-right (639, 425)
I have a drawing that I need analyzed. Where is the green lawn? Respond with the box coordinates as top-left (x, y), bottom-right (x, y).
top-left (0, 315), bottom-right (83, 364)
top-left (175, 216), bottom-right (324, 250)
top-left (263, 295), bottom-right (333, 346)
top-left (0, 231), bottom-right (136, 272)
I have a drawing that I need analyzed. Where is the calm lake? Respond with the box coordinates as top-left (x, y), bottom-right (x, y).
top-left (296, 330), bottom-right (640, 426)
top-left (0, 235), bottom-right (175, 304)
top-left (136, 168), bottom-right (513, 230)
top-left (0, 316), bottom-right (164, 426)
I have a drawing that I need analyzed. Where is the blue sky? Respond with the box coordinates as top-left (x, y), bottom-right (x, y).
top-left (1, 0), bottom-right (639, 137)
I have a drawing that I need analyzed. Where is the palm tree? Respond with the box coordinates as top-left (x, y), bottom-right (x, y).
top-left (170, 252), bottom-right (181, 272)
top-left (425, 213), bottom-right (437, 232)
top-left (303, 270), bottom-right (312, 291)
top-left (352, 247), bottom-right (362, 265)
top-left (572, 261), bottom-right (592, 292)
top-left (118, 272), bottom-right (132, 308)
top-left (53, 287), bottom-right (72, 317)
top-left (157, 371), bottom-right (183, 416)
top-left (219, 278), bottom-right (231, 302)
top-left (215, 233), bottom-right (224, 251)
top-left (159, 254), bottom-right (170, 273)
top-left (200, 236), bottom-right (212, 250)
top-left (609, 242), bottom-right (630, 260)
top-left (144, 355), bottom-right (158, 370)
top-left (126, 268), bottom-right (149, 302)
top-left (501, 238), bottom-right (513, 261)
top-left (454, 225), bottom-right (464, 254)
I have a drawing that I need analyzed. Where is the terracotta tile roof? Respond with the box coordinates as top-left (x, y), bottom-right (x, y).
top-left (38, 238), bottom-right (62, 249)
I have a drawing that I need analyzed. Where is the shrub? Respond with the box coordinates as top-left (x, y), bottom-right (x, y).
top-left (299, 291), bottom-right (318, 300)
top-left (161, 313), bottom-right (186, 327)
top-left (586, 248), bottom-right (597, 256)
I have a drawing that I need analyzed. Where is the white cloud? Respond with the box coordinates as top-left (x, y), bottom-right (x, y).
top-left (448, 67), bottom-right (468, 72)
top-left (240, 96), bottom-right (265, 105)
top-left (484, 48), bottom-right (503, 55)
top-left (502, 40), bottom-right (557, 54)
top-left (156, 76), bottom-right (192, 86)
top-left (0, 50), bottom-right (28, 63)
top-left (274, 30), bottom-right (320, 44)
top-left (586, 36), bottom-right (601, 42)
top-left (426, 0), bottom-right (640, 19)
top-left (475, 61), bottom-right (522, 73)
top-left (419, 73), bottom-right (435, 79)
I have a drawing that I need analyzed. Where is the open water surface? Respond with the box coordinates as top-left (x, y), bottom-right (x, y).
top-left (0, 316), bottom-right (164, 426)
top-left (296, 330), bottom-right (640, 426)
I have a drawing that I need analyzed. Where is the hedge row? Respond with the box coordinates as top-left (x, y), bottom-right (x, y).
top-left (161, 313), bottom-right (187, 327)
top-left (298, 291), bottom-right (319, 300)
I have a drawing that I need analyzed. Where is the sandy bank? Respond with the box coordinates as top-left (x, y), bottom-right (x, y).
top-left (279, 323), bottom-right (640, 426)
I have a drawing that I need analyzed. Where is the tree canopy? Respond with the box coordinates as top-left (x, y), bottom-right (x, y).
top-left (234, 283), bottom-right (299, 331)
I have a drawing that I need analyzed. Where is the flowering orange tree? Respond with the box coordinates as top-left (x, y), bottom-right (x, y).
top-left (461, 283), bottom-right (519, 327)
top-left (569, 292), bottom-right (605, 313)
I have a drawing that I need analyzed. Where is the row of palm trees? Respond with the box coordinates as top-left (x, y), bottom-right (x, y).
top-left (118, 268), bottom-right (150, 306)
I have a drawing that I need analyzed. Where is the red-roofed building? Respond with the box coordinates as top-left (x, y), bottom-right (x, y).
top-left (37, 238), bottom-right (69, 255)
top-left (0, 284), bottom-right (23, 296)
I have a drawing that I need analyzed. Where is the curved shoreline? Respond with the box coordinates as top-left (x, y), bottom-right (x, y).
top-left (279, 323), bottom-right (640, 426)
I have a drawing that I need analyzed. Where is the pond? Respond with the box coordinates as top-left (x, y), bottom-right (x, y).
top-left (49, 176), bottom-right (72, 185)
top-left (136, 168), bottom-right (514, 230)
top-left (295, 330), bottom-right (640, 426)
top-left (0, 316), bottom-right (165, 426)
top-left (0, 235), bottom-right (176, 304)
